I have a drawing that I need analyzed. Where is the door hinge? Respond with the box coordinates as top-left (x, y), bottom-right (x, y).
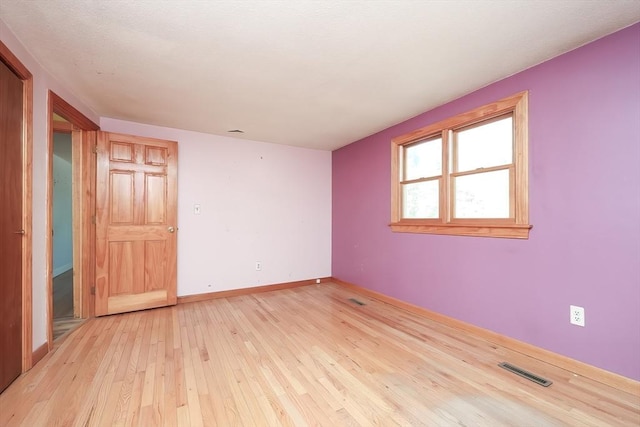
top-left (92, 145), bottom-right (98, 154)
top-left (90, 286), bottom-right (96, 295)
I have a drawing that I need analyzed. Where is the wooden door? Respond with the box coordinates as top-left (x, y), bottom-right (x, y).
top-left (0, 59), bottom-right (24, 392)
top-left (95, 132), bottom-right (178, 316)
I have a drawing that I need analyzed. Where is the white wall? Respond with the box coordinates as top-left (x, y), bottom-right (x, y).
top-left (52, 137), bottom-right (73, 276)
top-left (100, 118), bottom-right (332, 296)
top-left (1, 19), bottom-right (100, 350)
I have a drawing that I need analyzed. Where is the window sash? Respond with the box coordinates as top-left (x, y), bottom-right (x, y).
top-left (399, 132), bottom-right (446, 221)
top-left (450, 167), bottom-right (513, 220)
top-left (401, 178), bottom-right (441, 219)
top-left (402, 136), bottom-right (442, 181)
top-left (451, 113), bottom-right (514, 174)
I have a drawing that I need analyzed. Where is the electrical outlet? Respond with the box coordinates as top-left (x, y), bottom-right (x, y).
top-left (255, 262), bottom-right (262, 271)
top-left (315, 279), bottom-right (321, 284)
top-left (570, 305), bottom-right (585, 327)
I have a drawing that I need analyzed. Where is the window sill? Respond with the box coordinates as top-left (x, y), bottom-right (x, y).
top-left (389, 222), bottom-right (532, 239)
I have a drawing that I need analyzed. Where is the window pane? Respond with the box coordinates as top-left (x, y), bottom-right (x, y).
top-left (404, 138), bottom-right (442, 180)
top-left (454, 169), bottom-right (510, 218)
top-left (457, 115), bottom-right (512, 172)
top-left (402, 180), bottom-right (439, 219)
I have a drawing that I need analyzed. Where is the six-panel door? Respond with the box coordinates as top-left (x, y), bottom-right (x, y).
top-left (95, 132), bottom-right (177, 316)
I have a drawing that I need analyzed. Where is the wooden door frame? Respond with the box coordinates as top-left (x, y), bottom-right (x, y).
top-left (47, 91), bottom-right (99, 350)
top-left (0, 41), bottom-right (33, 372)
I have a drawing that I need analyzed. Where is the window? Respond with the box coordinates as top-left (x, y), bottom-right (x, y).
top-left (390, 91), bottom-right (531, 239)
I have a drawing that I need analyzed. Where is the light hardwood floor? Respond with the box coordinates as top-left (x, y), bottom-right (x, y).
top-left (1, 283), bottom-right (638, 426)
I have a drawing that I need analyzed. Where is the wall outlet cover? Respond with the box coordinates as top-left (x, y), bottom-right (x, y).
top-left (570, 305), bottom-right (585, 327)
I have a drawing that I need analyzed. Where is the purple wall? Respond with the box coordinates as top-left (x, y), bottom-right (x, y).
top-left (332, 23), bottom-right (640, 381)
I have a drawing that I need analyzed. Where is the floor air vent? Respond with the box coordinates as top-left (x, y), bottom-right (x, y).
top-left (498, 362), bottom-right (553, 387)
top-left (348, 298), bottom-right (365, 306)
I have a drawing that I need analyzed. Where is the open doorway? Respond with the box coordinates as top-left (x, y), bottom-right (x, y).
top-left (51, 123), bottom-right (79, 340)
top-left (47, 92), bottom-right (99, 349)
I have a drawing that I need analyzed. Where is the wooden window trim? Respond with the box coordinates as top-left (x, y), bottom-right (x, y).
top-left (390, 91), bottom-right (531, 239)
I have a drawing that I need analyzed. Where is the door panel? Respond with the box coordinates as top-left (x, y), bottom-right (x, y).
top-left (95, 132), bottom-right (177, 316)
top-left (0, 59), bottom-right (24, 392)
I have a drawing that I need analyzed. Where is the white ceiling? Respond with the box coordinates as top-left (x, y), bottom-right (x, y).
top-left (1, 1), bottom-right (639, 151)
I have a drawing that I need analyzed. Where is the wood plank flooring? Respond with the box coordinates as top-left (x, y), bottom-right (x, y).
top-left (1, 283), bottom-right (638, 426)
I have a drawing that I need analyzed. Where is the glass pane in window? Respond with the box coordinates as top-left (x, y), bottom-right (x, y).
top-left (457, 115), bottom-right (512, 173)
top-left (454, 169), bottom-right (510, 218)
top-left (404, 138), bottom-right (442, 180)
top-left (402, 180), bottom-right (439, 219)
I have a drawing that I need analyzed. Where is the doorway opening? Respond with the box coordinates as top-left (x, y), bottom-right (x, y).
top-left (52, 121), bottom-right (81, 340)
top-left (47, 92), bottom-right (99, 349)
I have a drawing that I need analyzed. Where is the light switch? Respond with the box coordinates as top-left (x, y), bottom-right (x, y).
top-left (194, 204), bottom-right (201, 215)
